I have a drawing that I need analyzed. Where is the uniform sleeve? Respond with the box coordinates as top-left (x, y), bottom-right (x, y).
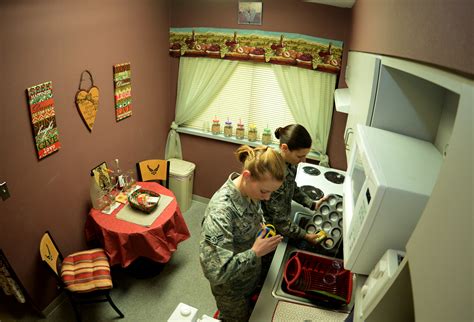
top-left (199, 208), bottom-right (260, 286)
top-left (263, 185), bottom-right (306, 240)
top-left (292, 185), bottom-right (314, 209)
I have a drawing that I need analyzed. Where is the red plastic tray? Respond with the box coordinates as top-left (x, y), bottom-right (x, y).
top-left (283, 251), bottom-right (352, 303)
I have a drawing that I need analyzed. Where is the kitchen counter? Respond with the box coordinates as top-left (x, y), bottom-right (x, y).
top-left (250, 202), bottom-right (356, 321)
top-left (250, 238), bottom-right (355, 321)
top-left (249, 237), bottom-right (286, 321)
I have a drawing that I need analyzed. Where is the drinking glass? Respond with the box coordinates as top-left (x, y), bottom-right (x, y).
top-left (102, 182), bottom-right (118, 213)
top-left (124, 169), bottom-right (137, 194)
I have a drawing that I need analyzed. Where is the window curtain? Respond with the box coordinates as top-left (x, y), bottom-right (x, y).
top-left (272, 64), bottom-right (336, 166)
top-left (165, 57), bottom-right (238, 159)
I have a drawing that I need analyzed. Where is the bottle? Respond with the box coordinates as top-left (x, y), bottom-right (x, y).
top-left (115, 158), bottom-right (125, 189)
top-left (262, 127), bottom-right (272, 145)
top-left (236, 120), bottom-right (245, 140)
top-left (90, 174), bottom-right (103, 209)
top-left (211, 117), bottom-right (221, 135)
top-left (248, 124), bottom-right (258, 142)
top-left (224, 119), bottom-right (233, 137)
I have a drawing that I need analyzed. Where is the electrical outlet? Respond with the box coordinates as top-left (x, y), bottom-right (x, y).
top-left (0, 182), bottom-right (10, 201)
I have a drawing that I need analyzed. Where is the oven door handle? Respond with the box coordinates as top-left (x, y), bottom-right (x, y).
top-left (344, 128), bottom-right (354, 150)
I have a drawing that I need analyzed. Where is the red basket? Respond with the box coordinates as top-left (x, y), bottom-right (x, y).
top-left (283, 251), bottom-right (352, 304)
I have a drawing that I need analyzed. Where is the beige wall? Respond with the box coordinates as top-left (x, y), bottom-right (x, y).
top-left (170, 0), bottom-right (353, 198)
top-left (0, 0), bottom-right (172, 310)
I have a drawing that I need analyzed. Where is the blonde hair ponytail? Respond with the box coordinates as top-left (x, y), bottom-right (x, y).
top-left (235, 145), bottom-right (285, 181)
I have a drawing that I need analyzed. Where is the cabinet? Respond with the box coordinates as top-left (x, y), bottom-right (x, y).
top-left (343, 51), bottom-right (381, 160)
top-left (349, 53), bottom-right (473, 321)
top-left (345, 51), bottom-right (460, 159)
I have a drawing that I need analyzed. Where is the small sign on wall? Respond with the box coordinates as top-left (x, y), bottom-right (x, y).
top-left (113, 62), bottom-right (132, 121)
top-left (26, 81), bottom-right (61, 159)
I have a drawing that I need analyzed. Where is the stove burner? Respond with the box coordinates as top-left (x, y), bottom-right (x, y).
top-left (302, 166), bottom-right (321, 176)
top-left (300, 185), bottom-right (324, 201)
top-left (324, 171), bottom-right (345, 184)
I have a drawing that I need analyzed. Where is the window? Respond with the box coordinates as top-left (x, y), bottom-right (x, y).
top-left (172, 57), bottom-right (337, 163)
top-left (183, 61), bottom-right (296, 144)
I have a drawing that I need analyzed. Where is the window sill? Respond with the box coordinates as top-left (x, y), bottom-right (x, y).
top-left (176, 127), bottom-right (322, 161)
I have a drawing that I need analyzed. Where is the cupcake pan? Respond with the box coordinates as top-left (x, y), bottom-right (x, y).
top-left (305, 194), bottom-right (343, 250)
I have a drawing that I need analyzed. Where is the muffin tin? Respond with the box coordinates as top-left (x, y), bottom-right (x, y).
top-left (305, 194), bottom-right (343, 250)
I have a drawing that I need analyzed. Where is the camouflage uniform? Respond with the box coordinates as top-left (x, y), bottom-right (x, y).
top-left (200, 173), bottom-right (263, 322)
top-left (262, 163), bottom-right (313, 239)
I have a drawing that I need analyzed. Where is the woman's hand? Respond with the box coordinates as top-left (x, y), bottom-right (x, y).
top-left (313, 195), bottom-right (330, 210)
top-left (252, 233), bottom-right (283, 257)
top-left (304, 233), bottom-right (324, 245)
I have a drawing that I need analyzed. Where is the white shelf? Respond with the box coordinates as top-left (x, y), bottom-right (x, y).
top-left (176, 127), bottom-right (323, 161)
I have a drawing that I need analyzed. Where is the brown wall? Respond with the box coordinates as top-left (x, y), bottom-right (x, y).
top-left (170, 0), bottom-right (352, 198)
top-left (0, 0), bottom-right (172, 311)
top-left (349, 0), bottom-right (474, 77)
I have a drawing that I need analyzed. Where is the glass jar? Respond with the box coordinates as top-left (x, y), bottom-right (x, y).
top-left (248, 125), bottom-right (258, 142)
top-left (262, 128), bottom-right (272, 145)
top-left (211, 119), bottom-right (221, 135)
top-left (224, 121), bottom-right (233, 137)
top-left (236, 123), bottom-right (245, 140)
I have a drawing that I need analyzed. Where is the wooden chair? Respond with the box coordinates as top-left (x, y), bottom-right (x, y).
top-left (136, 159), bottom-right (170, 188)
top-left (39, 231), bottom-right (124, 321)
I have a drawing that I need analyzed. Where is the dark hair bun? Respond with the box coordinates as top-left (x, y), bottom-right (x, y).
top-left (274, 127), bottom-right (281, 139)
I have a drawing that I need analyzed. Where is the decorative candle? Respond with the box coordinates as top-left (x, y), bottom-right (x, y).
top-left (248, 124), bottom-right (258, 142)
top-left (211, 116), bottom-right (221, 135)
top-left (236, 119), bottom-right (245, 140)
top-left (224, 118), bottom-right (233, 137)
top-left (262, 126), bottom-right (272, 145)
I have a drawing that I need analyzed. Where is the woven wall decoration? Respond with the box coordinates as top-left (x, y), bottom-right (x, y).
top-left (75, 70), bottom-right (100, 131)
top-left (113, 62), bottom-right (132, 121)
top-left (26, 81), bottom-right (61, 159)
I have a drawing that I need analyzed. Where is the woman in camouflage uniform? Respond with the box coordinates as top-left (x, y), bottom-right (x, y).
top-left (200, 145), bottom-right (285, 322)
top-left (262, 124), bottom-right (326, 244)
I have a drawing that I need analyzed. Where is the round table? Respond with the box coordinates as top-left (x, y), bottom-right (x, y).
top-left (85, 182), bottom-right (191, 267)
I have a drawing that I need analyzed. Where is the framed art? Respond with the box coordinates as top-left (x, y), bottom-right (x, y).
top-left (238, 2), bottom-right (262, 25)
top-left (91, 162), bottom-right (111, 191)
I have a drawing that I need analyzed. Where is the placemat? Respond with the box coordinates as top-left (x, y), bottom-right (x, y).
top-left (272, 301), bottom-right (348, 321)
top-left (115, 194), bottom-right (173, 227)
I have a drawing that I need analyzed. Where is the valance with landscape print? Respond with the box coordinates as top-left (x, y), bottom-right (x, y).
top-left (169, 27), bottom-right (343, 74)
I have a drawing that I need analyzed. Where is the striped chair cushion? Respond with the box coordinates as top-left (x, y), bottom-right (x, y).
top-left (60, 248), bottom-right (113, 293)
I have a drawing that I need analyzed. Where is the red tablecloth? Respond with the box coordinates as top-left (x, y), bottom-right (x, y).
top-left (85, 182), bottom-right (191, 267)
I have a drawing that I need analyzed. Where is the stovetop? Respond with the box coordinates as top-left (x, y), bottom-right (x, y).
top-left (296, 163), bottom-right (346, 199)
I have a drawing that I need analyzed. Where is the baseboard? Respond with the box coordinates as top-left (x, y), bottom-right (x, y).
top-left (192, 194), bottom-right (210, 204)
top-left (42, 292), bottom-right (67, 317)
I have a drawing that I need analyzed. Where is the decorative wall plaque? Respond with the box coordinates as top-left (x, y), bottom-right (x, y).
top-left (113, 62), bottom-right (132, 121)
top-left (75, 70), bottom-right (100, 131)
top-left (26, 81), bottom-right (61, 159)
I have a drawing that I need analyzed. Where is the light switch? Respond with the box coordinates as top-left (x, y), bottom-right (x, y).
top-left (0, 182), bottom-right (10, 201)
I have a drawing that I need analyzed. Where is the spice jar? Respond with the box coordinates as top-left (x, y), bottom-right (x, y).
top-left (236, 121), bottom-right (245, 140)
top-left (224, 119), bottom-right (233, 137)
top-left (262, 127), bottom-right (272, 145)
top-left (248, 124), bottom-right (258, 142)
top-left (211, 118), bottom-right (221, 135)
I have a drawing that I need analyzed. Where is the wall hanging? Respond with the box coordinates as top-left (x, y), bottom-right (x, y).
top-left (75, 70), bottom-right (99, 131)
top-left (169, 27), bottom-right (343, 74)
top-left (26, 81), bottom-right (61, 159)
top-left (113, 62), bottom-right (132, 121)
top-left (238, 2), bottom-right (262, 25)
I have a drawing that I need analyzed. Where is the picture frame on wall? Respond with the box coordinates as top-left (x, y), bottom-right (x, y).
top-left (91, 161), bottom-right (111, 191)
top-left (238, 2), bottom-right (262, 25)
